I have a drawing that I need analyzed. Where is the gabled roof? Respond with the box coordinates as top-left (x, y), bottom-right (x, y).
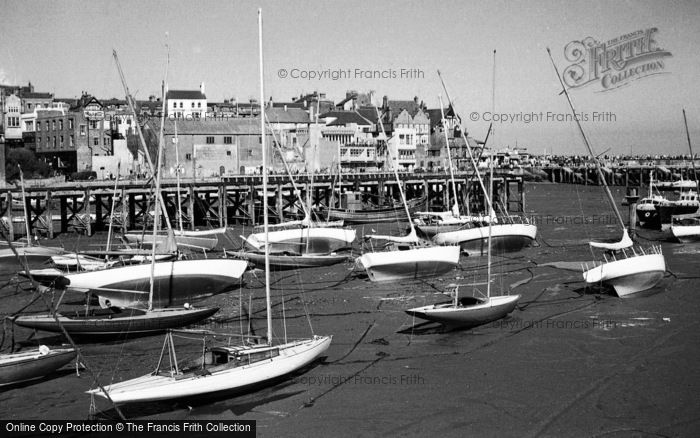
top-left (427, 106), bottom-right (458, 131)
top-left (166, 90), bottom-right (206, 100)
top-left (318, 110), bottom-right (373, 126)
top-left (387, 99), bottom-right (424, 118)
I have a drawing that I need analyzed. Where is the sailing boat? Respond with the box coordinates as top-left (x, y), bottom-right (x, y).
top-left (414, 95), bottom-right (489, 237)
top-left (42, 51), bottom-right (249, 309)
top-left (124, 120), bottom-right (225, 251)
top-left (0, 165), bottom-right (65, 267)
top-left (670, 109), bottom-right (700, 243)
top-left (13, 48), bottom-right (224, 335)
top-left (547, 48), bottom-right (665, 297)
top-left (356, 104), bottom-right (460, 282)
top-left (431, 67), bottom-right (537, 255)
top-left (406, 156), bottom-right (520, 327)
top-left (241, 115), bottom-right (356, 255)
top-left (87, 11), bottom-right (331, 403)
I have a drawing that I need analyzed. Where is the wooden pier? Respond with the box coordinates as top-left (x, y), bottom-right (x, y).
top-left (0, 170), bottom-right (525, 239)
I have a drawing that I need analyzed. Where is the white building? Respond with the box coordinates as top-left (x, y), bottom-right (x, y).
top-left (166, 83), bottom-right (207, 119)
top-left (3, 94), bottom-right (22, 140)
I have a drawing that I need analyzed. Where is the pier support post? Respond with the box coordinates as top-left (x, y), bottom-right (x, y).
top-left (6, 190), bottom-right (14, 241)
top-left (45, 191), bottom-right (54, 239)
top-left (218, 184), bottom-right (227, 228)
top-left (277, 184), bottom-right (284, 223)
top-left (247, 185), bottom-right (256, 226)
top-left (188, 186), bottom-right (196, 230)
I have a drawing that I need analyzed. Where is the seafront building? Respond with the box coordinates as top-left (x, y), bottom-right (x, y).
top-left (1, 81), bottom-right (486, 181)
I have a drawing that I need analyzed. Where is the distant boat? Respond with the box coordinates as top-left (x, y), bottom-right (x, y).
top-left (636, 171), bottom-right (668, 229)
top-left (87, 14), bottom-right (332, 403)
top-left (0, 244), bottom-right (65, 267)
top-left (0, 346), bottom-right (76, 386)
top-left (124, 228), bottom-right (223, 251)
top-left (242, 219), bottom-right (356, 255)
top-left (670, 214), bottom-right (700, 242)
top-left (232, 250), bottom-right (347, 270)
top-left (326, 193), bottom-right (425, 224)
top-left (13, 306), bottom-right (219, 337)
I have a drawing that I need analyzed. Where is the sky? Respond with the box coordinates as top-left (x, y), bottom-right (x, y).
top-left (1, 0), bottom-right (699, 155)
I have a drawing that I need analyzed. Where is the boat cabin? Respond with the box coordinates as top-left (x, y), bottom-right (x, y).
top-left (205, 345), bottom-right (280, 368)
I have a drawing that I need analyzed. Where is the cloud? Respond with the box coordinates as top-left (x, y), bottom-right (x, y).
top-left (192, 45), bottom-right (202, 55)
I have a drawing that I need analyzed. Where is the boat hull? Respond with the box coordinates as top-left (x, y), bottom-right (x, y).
top-left (583, 253), bottom-right (666, 297)
top-left (326, 197), bottom-right (425, 224)
top-left (432, 223), bottom-right (537, 255)
top-left (245, 227), bottom-right (356, 255)
top-left (670, 224), bottom-right (700, 243)
top-left (124, 233), bottom-right (218, 251)
top-left (89, 336), bottom-right (331, 404)
top-left (233, 251), bottom-right (348, 269)
top-left (0, 246), bottom-right (65, 268)
top-left (60, 259), bottom-right (247, 308)
top-left (357, 246), bottom-right (460, 282)
top-left (0, 348), bottom-right (76, 386)
top-left (406, 295), bottom-right (520, 327)
top-left (13, 307), bottom-right (219, 336)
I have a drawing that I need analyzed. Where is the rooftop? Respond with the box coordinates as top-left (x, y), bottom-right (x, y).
top-left (166, 90), bottom-right (206, 100)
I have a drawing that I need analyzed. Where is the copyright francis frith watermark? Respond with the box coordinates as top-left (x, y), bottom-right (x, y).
top-left (561, 27), bottom-right (672, 92)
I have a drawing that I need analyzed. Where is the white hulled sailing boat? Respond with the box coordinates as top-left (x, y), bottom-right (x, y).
top-left (431, 66), bottom-right (537, 254)
top-left (406, 156), bottom-right (520, 326)
top-left (547, 48), bottom-right (665, 297)
top-left (357, 104), bottom-right (460, 282)
top-left (87, 10), bottom-right (331, 403)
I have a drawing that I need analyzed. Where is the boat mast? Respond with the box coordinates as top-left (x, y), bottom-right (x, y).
top-left (546, 48), bottom-right (626, 230)
top-left (259, 9), bottom-right (273, 346)
top-left (148, 42), bottom-right (171, 312)
top-left (682, 109), bottom-right (698, 190)
top-left (112, 50), bottom-right (174, 233)
top-left (17, 164), bottom-right (31, 244)
top-left (437, 71), bottom-right (495, 217)
top-left (374, 105), bottom-right (417, 235)
top-left (439, 94), bottom-right (459, 217)
top-left (487, 147), bottom-right (494, 298)
top-left (105, 162), bottom-right (120, 261)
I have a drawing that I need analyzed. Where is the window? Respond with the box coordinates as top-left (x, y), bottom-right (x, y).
top-left (179, 102), bottom-right (183, 108)
top-left (89, 120), bottom-right (98, 129)
top-left (68, 119), bottom-right (73, 129)
top-left (80, 125), bottom-right (86, 135)
top-left (191, 102), bottom-right (195, 108)
top-left (52, 120), bottom-right (56, 130)
top-left (206, 136), bottom-right (214, 144)
top-left (27, 103), bottom-right (32, 110)
top-left (25, 121), bottom-right (33, 131)
top-left (94, 137), bottom-right (99, 146)
top-left (59, 120), bottom-right (63, 130)
top-left (248, 149), bottom-right (253, 157)
top-left (45, 121), bottom-right (49, 130)
top-left (226, 150), bottom-right (231, 156)
top-left (197, 102), bottom-right (201, 108)
top-left (104, 137), bottom-right (109, 146)
top-left (224, 136), bottom-right (232, 144)
top-left (53, 136), bottom-right (57, 148)
top-left (185, 153), bottom-right (192, 160)
top-left (37, 121), bottom-right (41, 132)
top-left (60, 135), bottom-right (64, 145)
top-left (70, 135), bottom-right (74, 146)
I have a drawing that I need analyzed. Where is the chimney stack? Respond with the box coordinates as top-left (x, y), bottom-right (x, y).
top-left (200, 82), bottom-right (206, 96)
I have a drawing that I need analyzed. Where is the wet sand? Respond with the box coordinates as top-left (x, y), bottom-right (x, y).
top-left (1, 183), bottom-right (699, 437)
